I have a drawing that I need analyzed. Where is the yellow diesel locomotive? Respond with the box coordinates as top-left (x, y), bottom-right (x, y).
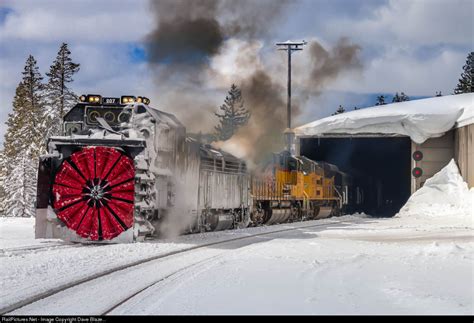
top-left (251, 150), bottom-right (345, 225)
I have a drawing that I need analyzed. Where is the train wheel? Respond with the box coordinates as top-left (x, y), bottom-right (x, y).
top-left (312, 205), bottom-right (321, 219)
top-left (331, 202), bottom-right (342, 217)
top-left (52, 147), bottom-right (135, 241)
top-left (262, 206), bottom-right (272, 224)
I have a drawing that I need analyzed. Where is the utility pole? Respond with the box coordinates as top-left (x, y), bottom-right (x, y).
top-left (276, 40), bottom-right (307, 154)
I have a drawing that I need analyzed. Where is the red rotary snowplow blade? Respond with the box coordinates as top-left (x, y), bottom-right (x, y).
top-left (52, 147), bottom-right (135, 241)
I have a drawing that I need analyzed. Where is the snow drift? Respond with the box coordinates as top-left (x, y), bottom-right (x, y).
top-left (295, 93), bottom-right (473, 143)
top-left (397, 159), bottom-right (474, 218)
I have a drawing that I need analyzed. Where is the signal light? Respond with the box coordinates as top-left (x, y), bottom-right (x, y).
top-left (412, 167), bottom-right (423, 178)
top-left (121, 96), bottom-right (136, 104)
top-left (413, 150), bottom-right (423, 161)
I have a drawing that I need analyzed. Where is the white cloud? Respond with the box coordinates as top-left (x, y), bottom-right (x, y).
top-left (294, 0), bottom-right (473, 96)
top-left (0, 0), bottom-right (152, 43)
top-left (322, 0), bottom-right (473, 46)
top-left (328, 46), bottom-right (467, 95)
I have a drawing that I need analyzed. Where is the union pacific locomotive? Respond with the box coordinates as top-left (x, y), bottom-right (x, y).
top-left (35, 95), bottom-right (362, 242)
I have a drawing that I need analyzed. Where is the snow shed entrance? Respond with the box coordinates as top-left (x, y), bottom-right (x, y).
top-left (299, 136), bottom-right (412, 217)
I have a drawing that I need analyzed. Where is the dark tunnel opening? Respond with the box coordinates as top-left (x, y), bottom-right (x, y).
top-left (300, 137), bottom-right (412, 217)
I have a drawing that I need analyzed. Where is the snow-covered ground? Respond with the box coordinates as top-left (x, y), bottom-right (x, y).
top-left (114, 221), bottom-right (472, 315)
top-left (1, 161), bottom-right (473, 315)
top-left (1, 212), bottom-right (472, 315)
top-left (0, 217), bottom-right (58, 249)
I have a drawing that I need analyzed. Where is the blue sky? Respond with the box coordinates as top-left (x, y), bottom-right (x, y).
top-left (0, 0), bottom-right (472, 142)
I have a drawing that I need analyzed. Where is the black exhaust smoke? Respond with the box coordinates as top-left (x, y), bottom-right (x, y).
top-left (144, 0), bottom-right (363, 165)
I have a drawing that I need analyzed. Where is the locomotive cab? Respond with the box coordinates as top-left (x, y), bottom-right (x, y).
top-left (274, 150), bottom-right (301, 186)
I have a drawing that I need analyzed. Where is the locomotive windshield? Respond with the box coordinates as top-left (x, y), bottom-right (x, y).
top-left (277, 152), bottom-right (299, 172)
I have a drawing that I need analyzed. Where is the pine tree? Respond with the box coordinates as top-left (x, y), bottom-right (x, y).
top-left (332, 105), bottom-right (346, 116)
top-left (375, 95), bottom-right (386, 106)
top-left (45, 43), bottom-right (80, 136)
top-left (215, 84), bottom-right (250, 140)
top-left (3, 83), bottom-right (29, 161)
top-left (21, 55), bottom-right (46, 157)
top-left (454, 52), bottom-right (473, 94)
top-left (435, 91), bottom-right (443, 97)
top-left (0, 151), bottom-right (7, 214)
top-left (1, 83), bottom-right (28, 215)
top-left (4, 151), bottom-right (37, 217)
top-left (392, 92), bottom-right (410, 102)
top-left (1, 56), bottom-right (46, 217)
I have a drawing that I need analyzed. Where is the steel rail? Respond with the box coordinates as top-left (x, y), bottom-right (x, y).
top-left (0, 243), bottom-right (87, 257)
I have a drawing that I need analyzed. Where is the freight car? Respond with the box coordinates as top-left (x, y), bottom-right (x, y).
top-left (35, 95), bottom-right (250, 242)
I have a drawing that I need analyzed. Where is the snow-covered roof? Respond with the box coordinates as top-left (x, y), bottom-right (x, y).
top-left (295, 93), bottom-right (473, 144)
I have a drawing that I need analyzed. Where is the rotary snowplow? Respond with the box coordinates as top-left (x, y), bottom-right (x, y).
top-left (35, 94), bottom-right (251, 242)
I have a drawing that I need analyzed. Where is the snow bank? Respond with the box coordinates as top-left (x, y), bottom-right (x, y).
top-left (295, 93), bottom-right (473, 143)
top-left (398, 159), bottom-right (474, 218)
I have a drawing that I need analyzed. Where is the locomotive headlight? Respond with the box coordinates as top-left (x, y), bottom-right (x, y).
top-left (121, 96), bottom-right (136, 104)
top-left (136, 97), bottom-right (143, 103)
top-left (87, 95), bottom-right (101, 104)
top-left (142, 97), bottom-right (150, 105)
top-left (79, 95), bottom-right (86, 102)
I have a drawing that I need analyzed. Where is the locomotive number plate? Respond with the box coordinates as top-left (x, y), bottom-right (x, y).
top-left (102, 97), bottom-right (120, 105)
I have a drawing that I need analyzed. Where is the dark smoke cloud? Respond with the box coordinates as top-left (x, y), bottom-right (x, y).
top-left (216, 38), bottom-right (362, 166)
top-left (145, 0), bottom-right (289, 141)
top-left (146, 0), bottom-right (222, 65)
top-left (307, 38), bottom-right (362, 92)
top-left (144, 1), bottom-right (363, 166)
top-left (235, 70), bottom-right (289, 164)
top-left (146, 0), bottom-right (288, 66)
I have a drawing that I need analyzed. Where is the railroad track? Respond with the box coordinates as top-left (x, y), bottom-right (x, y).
top-left (0, 243), bottom-right (87, 257)
top-left (2, 218), bottom-right (356, 315)
top-left (101, 255), bottom-right (221, 315)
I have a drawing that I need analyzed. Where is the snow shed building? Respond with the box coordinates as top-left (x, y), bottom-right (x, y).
top-left (295, 93), bottom-right (473, 217)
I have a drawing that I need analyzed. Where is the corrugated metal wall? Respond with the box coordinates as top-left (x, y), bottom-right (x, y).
top-left (412, 125), bottom-right (473, 191)
top-left (455, 124), bottom-right (474, 188)
top-left (412, 131), bottom-right (454, 192)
